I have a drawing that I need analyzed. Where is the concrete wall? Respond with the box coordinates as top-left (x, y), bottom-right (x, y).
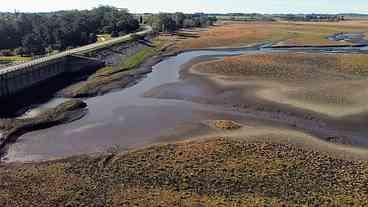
top-left (0, 55), bottom-right (104, 98)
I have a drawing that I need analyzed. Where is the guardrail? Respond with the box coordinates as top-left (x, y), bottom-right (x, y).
top-left (0, 26), bottom-right (152, 75)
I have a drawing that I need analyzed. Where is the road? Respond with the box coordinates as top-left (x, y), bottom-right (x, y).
top-left (0, 25), bottom-right (153, 75)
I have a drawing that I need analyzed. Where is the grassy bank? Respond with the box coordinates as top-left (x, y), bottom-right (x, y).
top-left (62, 37), bottom-right (168, 98)
top-left (1, 137), bottom-right (367, 206)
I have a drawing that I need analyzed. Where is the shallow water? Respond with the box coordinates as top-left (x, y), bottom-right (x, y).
top-left (3, 49), bottom-right (258, 162)
top-left (328, 32), bottom-right (367, 44)
top-left (4, 45), bottom-right (368, 162)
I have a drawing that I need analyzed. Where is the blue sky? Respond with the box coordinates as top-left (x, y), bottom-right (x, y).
top-left (1, 0), bottom-right (368, 14)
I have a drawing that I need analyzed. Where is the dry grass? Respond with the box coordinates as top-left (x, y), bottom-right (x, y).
top-left (194, 53), bottom-right (368, 81)
top-left (336, 54), bottom-right (368, 76)
top-left (1, 137), bottom-right (368, 206)
top-left (175, 21), bottom-right (368, 50)
top-left (213, 120), bottom-right (242, 130)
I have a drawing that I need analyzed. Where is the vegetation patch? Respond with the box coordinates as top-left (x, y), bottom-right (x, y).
top-left (97, 34), bottom-right (112, 42)
top-left (213, 120), bottom-right (242, 130)
top-left (194, 52), bottom-right (368, 81)
top-left (1, 137), bottom-right (368, 206)
top-left (62, 71), bottom-right (135, 98)
top-left (0, 56), bottom-right (31, 62)
top-left (62, 37), bottom-right (168, 98)
top-left (119, 46), bottom-right (157, 70)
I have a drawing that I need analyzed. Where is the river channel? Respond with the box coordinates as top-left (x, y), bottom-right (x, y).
top-left (3, 45), bottom-right (368, 162)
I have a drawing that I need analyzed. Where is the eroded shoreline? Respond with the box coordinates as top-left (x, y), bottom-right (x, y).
top-left (0, 100), bottom-right (88, 158)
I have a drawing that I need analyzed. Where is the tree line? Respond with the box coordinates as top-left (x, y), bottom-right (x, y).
top-left (277, 14), bottom-right (344, 22)
top-left (0, 6), bottom-right (139, 56)
top-left (145, 13), bottom-right (217, 32)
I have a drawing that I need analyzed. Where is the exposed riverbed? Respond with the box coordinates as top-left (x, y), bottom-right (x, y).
top-left (3, 45), bottom-right (368, 162)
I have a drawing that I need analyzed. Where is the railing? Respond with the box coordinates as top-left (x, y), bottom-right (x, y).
top-left (0, 26), bottom-right (152, 75)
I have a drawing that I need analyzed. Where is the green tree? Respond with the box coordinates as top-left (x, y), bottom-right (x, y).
top-left (22, 33), bottom-right (44, 55)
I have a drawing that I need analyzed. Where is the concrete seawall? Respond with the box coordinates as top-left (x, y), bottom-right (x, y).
top-left (0, 56), bottom-right (104, 98)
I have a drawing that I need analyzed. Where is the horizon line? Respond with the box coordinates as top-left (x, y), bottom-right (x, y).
top-left (1, 9), bottom-right (368, 15)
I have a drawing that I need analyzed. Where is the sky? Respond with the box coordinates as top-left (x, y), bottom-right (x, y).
top-left (1, 0), bottom-right (368, 14)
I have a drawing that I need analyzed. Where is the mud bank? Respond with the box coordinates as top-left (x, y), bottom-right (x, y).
top-left (144, 51), bottom-right (368, 148)
top-left (59, 51), bottom-right (169, 98)
top-left (0, 100), bottom-right (87, 157)
top-left (57, 37), bottom-right (175, 98)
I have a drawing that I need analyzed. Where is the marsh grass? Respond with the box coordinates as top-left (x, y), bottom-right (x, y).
top-left (195, 53), bottom-right (368, 81)
top-left (1, 137), bottom-right (368, 206)
top-left (176, 21), bottom-right (368, 50)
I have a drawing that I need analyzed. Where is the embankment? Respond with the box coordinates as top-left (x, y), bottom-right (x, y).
top-left (58, 36), bottom-right (174, 98)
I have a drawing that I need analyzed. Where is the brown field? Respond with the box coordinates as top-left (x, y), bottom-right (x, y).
top-left (1, 131), bottom-right (368, 206)
top-left (175, 21), bottom-right (368, 50)
top-left (194, 53), bottom-right (368, 81)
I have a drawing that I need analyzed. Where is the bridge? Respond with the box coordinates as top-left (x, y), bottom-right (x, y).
top-left (0, 26), bottom-right (153, 98)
